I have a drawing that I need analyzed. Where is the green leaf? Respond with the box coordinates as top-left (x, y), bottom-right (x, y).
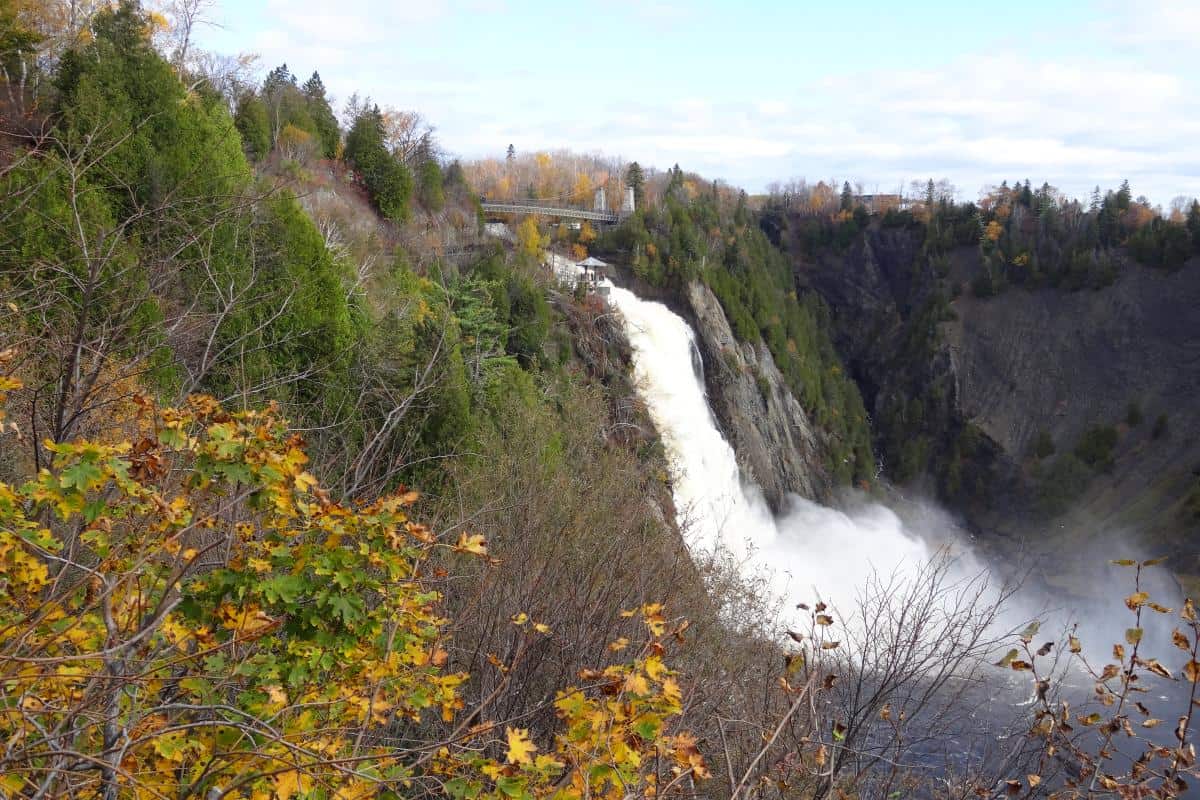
top-left (159, 428), bottom-right (187, 448)
top-left (633, 717), bottom-right (661, 740)
top-left (495, 776), bottom-right (527, 798)
top-left (60, 460), bottom-right (102, 490)
top-left (82, 499), bottom-right (107, 523)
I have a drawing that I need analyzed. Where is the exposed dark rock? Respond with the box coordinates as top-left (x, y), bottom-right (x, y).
top-left (683, 281), bottom-right (831, 508)
top-left (789, 219), bottom-right (1200, 591)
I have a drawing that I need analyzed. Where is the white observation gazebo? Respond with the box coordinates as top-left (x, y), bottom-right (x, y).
top-left (577, 256), bottom-right (607, 283)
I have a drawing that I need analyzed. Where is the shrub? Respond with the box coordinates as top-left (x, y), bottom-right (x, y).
top-left (0, 391), bottom-right (706, 799)
top-left (1032, 429), bottom-right (1055, 460)
top-left (756, 371), bottom-right (771, 403)
top-left (1074, 424), bottom-right (1118, 471)
top-left (1035, 453), bottom-right (1092, 514)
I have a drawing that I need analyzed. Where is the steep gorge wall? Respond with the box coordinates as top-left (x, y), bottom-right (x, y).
top-left (790, 221), bottom-right (1200, 590)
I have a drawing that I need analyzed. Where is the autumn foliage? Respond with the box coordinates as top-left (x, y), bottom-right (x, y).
top-left (0, 388), bottom-right (706, 799)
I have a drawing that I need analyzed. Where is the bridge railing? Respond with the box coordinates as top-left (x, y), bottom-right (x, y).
top-left (479, 199), bottom-right (619, 223)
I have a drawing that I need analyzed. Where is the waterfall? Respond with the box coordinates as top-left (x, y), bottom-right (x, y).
top-left (606, 281), bottom-right (934, 618)
top-left (537, 249), bottom-right (940, 620)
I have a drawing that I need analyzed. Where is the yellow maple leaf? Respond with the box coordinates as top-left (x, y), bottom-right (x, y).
top-left (454, 532), bottom-right (488, 555)
top-left (265, 685), bottom-right (287, 707)
top-left (505, 726), bottom-right (537, 765)
top-left (661, 676), bottom-right (682, 706)
top-left (641, 603), bottom-right (666, 636)
top-left (294, 471), bottom-right (318, 491)
top-left (273, 770), bottom-right (311, 799)
top-left (624, 672), bottom-right (650, 696)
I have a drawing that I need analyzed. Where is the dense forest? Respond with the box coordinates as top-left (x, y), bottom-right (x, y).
top-left (1, 2), bottom-right (1198, 799)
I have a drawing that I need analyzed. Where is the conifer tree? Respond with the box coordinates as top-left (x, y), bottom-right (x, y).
top-left (626, 161), bottom-right (645, 207)
top-left (302, 70), bottom-right (340, 158)
top-left (234, 92), bottom-right (271, 160)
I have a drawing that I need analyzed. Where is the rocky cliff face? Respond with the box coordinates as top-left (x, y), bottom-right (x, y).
top-left (942, 257), bottom-right (1200, 590)
top-left (789, 220), bottom-right (1200, 593)
top-left (683, 281), bottom-right (832, 508)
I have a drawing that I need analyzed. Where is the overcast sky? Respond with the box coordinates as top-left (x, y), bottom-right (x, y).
top-left (196, 0), bottom-right (1200, 206)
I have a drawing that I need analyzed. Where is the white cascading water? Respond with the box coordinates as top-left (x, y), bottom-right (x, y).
top-left (553, 253), bottom-right (938, 620)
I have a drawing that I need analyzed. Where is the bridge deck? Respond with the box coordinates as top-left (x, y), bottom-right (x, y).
top-left (480, 201), bottom-right (619, 223)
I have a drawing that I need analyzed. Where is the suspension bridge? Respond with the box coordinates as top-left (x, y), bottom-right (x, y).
top-left (480, 186), bottom-right (635, 225)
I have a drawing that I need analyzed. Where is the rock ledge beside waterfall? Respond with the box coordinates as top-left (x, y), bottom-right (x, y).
top-left (683, 281), bottom-right (833, 510)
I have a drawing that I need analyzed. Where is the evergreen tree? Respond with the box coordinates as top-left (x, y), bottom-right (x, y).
top-left (1116, 179), bottom-right (1132, 211)
top-left (506, 143), bottom-right (515, 162)
top-left (625, 161), bottom-right (645, 208)
top-left (735, 190), bottom-right (749, 226)
top-left (418, 159), bottom-right (445, 212)
top-left (1187, 200), bottom-right (1200, 249)
top-left (301, 71), bottom-right (340, 159)
top-left (261, 62), bottom-right (315, 146)
top-left (1089, 186), bottom-right (1101, 213)
top-left (234, 93), bottom-right (271, 161)
top-left (444, 159), bottom-right (467, 190)
top-left (840, 181), bottom-right (854, 212)
top-left (666, 164), bottom-right (685, 198)
top-left (345, 104), bottom-right (412, 221)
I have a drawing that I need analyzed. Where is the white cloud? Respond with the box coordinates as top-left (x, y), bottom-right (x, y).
top-left (202, 0), bottom-right (1200, 204)
top-left (1094, 0), bottom-right (1200, 47)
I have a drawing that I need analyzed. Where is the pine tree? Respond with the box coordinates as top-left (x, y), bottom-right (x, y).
top-left (301, 71), bottom-right (340, 159)
top-left (234, 93), bottom-right (271, 161)
top-left (840, 181), bottom-right (854, 212)
top-left (345, 104), bottom-right (412, 221)
top-left (625, 161), bottom-right (645, 208)
top-left (418, 159), bottom-right (445, 212)
top-left (506, 143), bottom-right (515, 162)
top-left (262, 63), bottom-right (306, 145)
top-left (1117, 179), bottom-right (1132, 211)
top-left (262, 63), bottom-right (296, 95)
top-left (667, 164), bottom-right (685, 198)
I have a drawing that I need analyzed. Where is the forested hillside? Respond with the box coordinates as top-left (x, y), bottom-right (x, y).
top-left (0, 3), bottom-right (885, 797)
